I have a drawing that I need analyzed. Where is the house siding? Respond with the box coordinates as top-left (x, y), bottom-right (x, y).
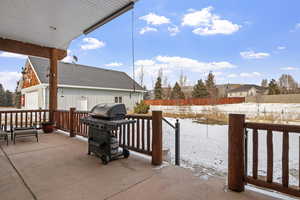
top-left (44, 87), bottom-right (142, 111)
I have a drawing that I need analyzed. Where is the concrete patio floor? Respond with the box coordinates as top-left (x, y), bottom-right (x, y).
top-left (0, 132), bottom-right (283, 200)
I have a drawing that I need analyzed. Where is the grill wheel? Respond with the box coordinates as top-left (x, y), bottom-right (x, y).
top-left (101, 155), bottom-right (109, 165)
top-left (123, 149), bottom-right (130, 158)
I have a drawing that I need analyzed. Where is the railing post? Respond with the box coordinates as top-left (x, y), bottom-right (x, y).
top-left (69, 107), bottom-right (76, 137)
top-left (152, 110), bottom-right (163, 165)
top-left (175, 119), bottom-right (180, 166)
top-left (228, 114), bottom-right (245, 192)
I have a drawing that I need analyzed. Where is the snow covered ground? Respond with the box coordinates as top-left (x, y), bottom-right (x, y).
top-left (163, 118), bottom-right (300, 186)
top-left (152, 103), bottom-right (300, 119)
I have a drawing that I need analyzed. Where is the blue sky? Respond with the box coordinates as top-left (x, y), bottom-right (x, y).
top-left (1, 0), bottom-right (300, 91)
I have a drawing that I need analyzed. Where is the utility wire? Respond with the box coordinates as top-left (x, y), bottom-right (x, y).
top-left (131, 8), bottom-right (136, 92)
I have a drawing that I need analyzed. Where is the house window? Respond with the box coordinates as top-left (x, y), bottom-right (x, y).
top-left (114, 97), bottom-right (122, 103)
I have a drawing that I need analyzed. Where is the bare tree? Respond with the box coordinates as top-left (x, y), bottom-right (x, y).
top-left (261, 79), bottom-right (268, 87)
top-left (163, 76), bottom-right (168, 88)
top-left (278, 74), bottom-right (298, 93)
top-left (138, 65), bottom-right (144, 87)
top-left (179, 70), bottom-right (187, 87)
top-left (158, 68), bottom-right (163, 79)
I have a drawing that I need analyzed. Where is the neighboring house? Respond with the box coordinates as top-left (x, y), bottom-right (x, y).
top-left (216, 84), bottom-right (241, 98)
top-left (227, 84), bottom-right (267, 98)
top-left (20, 56), bottom-right (144, 111)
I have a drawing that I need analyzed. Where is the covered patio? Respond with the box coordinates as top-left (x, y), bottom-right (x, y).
top-left (0, 0), bottom-right (298, 199)
top-left (0, 132), bottom-right (275, 200)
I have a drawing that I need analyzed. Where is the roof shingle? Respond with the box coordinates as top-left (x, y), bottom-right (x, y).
top-left (28, 56), bottom-right (143, 91)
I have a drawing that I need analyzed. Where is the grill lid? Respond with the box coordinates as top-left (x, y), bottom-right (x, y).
top-left (90, 103), bottom-right (127, 120)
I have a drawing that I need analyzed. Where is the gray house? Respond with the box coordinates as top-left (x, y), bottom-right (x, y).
top-left (20, 56), bottom-right (144, 111)
top-left (227, 84), bottom-right (267, 98)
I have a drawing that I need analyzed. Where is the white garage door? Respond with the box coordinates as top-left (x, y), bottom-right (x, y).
top-left (25, 91), bottom-right (39, 109)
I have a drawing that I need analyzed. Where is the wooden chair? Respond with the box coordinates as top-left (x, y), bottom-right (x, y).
top-left (0, 125), bottom-right (9, 145)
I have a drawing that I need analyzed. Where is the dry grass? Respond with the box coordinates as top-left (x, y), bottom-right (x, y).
top-left (163, 112), bottom-right (229, 125)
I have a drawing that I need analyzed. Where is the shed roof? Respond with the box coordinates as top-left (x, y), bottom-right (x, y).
top-left (0, 0), bottom-right (136, 50)
top-left (28, 56), bottom-right (143, 91)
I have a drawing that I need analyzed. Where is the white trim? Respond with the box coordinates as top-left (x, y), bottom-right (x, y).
top-left (35, 83), bottom-right (145, 93)
top-left (27, 58), bottom-right (42, 84)
top-left (22, 83), bottom-right (145, 93)
top-left (21, 84), bottom-right (45, 93)
top-left (59, 84), bottom-right (145, 92)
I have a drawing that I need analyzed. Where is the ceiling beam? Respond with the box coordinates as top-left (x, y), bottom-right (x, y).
top-left (0, 37), bottom-right (67, 60)
top-left (83, 2), bottom-right (134, 35)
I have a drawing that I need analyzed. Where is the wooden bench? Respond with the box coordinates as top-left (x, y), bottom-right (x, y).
top-left (13, 127), bottom-right (38, 144)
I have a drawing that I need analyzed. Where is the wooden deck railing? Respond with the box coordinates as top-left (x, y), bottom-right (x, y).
top-left (53, 109), bottom-right (159, 159)
top-left (0, 109), bottom-right (49, 132)
top-left (228, 114), bottom-right (300, 197)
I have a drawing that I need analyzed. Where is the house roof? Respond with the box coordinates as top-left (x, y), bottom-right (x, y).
top-left (28, 56), bottom-right (143, 91)
top-left (227, 84), bottom-right (266, 93)
top-left (0, 0), bottom-right (136, 50)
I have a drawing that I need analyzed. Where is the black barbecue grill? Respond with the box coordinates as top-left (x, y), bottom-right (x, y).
top-left (80, 103), bottom-right (135, 164)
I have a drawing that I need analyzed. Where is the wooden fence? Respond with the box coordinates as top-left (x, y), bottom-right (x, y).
top-left (228, 114), bottom-right (300, 197)
top-left (144, 97), bottom-right (245, 106)
top-left (0, 109), bottom-right (50, 132)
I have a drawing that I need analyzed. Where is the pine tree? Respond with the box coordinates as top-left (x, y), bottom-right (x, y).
top-left (192, 79), bottom-right (209, 98)
top-left (154, 77), bottom-right (162, 99)
top-left (268, 79), bottom-right (280, 95)
top-left (205, 71), bottom-right (218, 97)
top-left (170, 82), bottom-right (185, 99)
top-left (205, 71), bottom-right (216, 89)
top-left (14, 81), bottom-right (22, 108)
top-left (5, 90), bottom-right (13, 106)
top-left (0, 84), bottom-right (5, 106)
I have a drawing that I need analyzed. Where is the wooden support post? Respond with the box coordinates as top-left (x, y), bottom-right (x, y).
top-left (69, 107), bottom-right (76, 137)
top-left (49, 49), bottom-right (58, 122)
top-left (152, 111), bottom-right (163, 165)
top-left (228, 114), bottom-right (245, 192)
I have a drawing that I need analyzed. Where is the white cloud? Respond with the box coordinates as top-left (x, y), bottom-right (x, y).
top-left (105, 62), bottom-right (123, 67)
top-left (155, 56), bottom-right (236, 71)
top-left (240, 50), bottom-right (270, 59)
top-left (240, 72), bottom-right (261, 77)
top-left (139, 13), bottom-right (170, 26)
top-left (277, 46), bottom-right (286, 50)
top-left (168, 25), bottom-right (180, 36)
top-left (139, 26), bottom-right (158, 34)
top-left (134, 56), bottom-right (235, 77)
top-left (182, 6), bottom-right (240, 35)
top-left (134, 55), bottom-right (236, 88)
top-left (80, 37), bottom-right (105, 50)
top-left (280, 67), bottom-right (298, 71)
top-left (0, 71), bottom-right (21, 91)
top-left (227, 72), bottom-right (261, 78)
top-left (290, 23), bottom-right (300, 32)
top-left (62, 49), bottom-right (73, 63)
top-left (227, 73), bottom-right (238, 78)
top-left (294, 23), bottom-right (300, 30)
top-left (0, 52), bottom-right (27, 59)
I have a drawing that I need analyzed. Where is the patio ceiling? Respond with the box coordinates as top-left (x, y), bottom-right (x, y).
top-left (0, 0), bottom-right (136, 51)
